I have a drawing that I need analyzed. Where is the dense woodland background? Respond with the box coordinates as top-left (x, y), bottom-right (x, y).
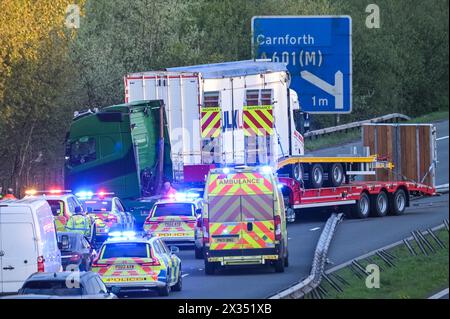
top-left (0, 0), bottom-right (448, 194)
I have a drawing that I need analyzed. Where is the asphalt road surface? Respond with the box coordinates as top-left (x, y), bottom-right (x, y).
top-left (129, 120), bottom-right (448, 299)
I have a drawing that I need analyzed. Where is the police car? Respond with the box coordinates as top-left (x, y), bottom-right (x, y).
top-left (76, 191), bottom-right (135, 245)
top-left (91, 232), bottom-right (182, 296)
top-left (143, 193), bottom-right (203, 248)
top-left (24, 189), bottom-right (95, 241)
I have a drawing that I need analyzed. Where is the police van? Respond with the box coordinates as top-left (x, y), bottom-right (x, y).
top-left (201, 166), bottom-right (288, 274)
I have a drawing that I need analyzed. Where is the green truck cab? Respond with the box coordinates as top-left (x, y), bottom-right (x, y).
top-left (65, 100), bottom-right (173, 226)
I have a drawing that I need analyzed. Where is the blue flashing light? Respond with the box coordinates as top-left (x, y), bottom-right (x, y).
top-left (223, 167), bottom-right (231, 174)
top-left (75, 191), bottom-right (94, 199)
top-left (108, 231), bottom-right (137, 240)
top-left (278, 184), bottom-right (284, 189)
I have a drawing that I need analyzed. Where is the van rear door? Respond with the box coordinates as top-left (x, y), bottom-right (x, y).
top-left (240, 193), bottom-right (275, 250)
top-left (0, 206), bottom-right (38, 293)
top-left (207, 171), bottom-right (275, 251)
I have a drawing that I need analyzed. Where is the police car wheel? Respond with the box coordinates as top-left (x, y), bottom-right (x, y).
top-left (172, 268), bottom-right (182, 291)
top-left (157, 283), bottom-right (170, 296)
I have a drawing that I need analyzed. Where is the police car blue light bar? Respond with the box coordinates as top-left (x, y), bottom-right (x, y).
top-left (108, 231), bottom-right (137, 239)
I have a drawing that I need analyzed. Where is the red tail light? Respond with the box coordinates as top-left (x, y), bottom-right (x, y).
top-left (37, 256), bottom-right (45, 272)
top-left (141, 258), bottom-right (161, 266)
top-left (202, 218), bottom-right (209, 243)
top-left (91, 256), bottom-right (107, 268)
top-left (274, 215), bottom-right (282, 241)
top-left (107, 214), bottom-right (117, 223)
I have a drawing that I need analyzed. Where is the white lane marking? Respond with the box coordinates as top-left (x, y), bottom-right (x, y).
top-left (437, 135), bottom-right (449, 141)
top-left (428, 288), bottom-right (449, 299)
top-left (310, 227), bottom-right (321, 231)
top-left (182, 274), bottom-right (189, 278)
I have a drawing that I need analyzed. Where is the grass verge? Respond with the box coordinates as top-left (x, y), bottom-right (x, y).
top-left (317, 229), bottom-right (449, 299)
top-left (305, 110), bottom-right (449, 151)
top-left (405, 110), bottom-right (449, 124)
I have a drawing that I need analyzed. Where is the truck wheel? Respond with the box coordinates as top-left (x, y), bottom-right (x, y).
top-left (274, 258), bottom-right (285, 273)
top-left (353, 192), bottom-right (370, 219)
top-left (293, 163), bottom-right (304, 182)
top-left (328, 163), bottom-right (344, 187)
top-left (195, 246), bottom-right (203, 259)
top-left (371, 191), bottom-right (389, 217)
top-left (204, 260), bottom-right (217, 275)
top-left (309, 164), bottom-right (324, 188)
top-left (389, 189), bottom-right (407, 216)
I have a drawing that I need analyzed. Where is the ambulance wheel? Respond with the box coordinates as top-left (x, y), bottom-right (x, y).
top-left (204, 260), bottom-right (217, 275)
top-left (274, 258), bottom-right (285, 273)
top-left (195, 246), bottom-right (203, 259)
top-left (309, 164), bottom-right (324, 188)
top-left (389, 188), bottom-right (407, 216)
top-left (328, 163), bottom-right (344, 187)
top-left (352, 192), bottom-right (370, 219)
top-left (172, 267), bottom-right (182, 291)
top-left (157, 282), bottom-right (170, 296)
top-left (370, 191), bottom-right (389, 217)
top-left (284, 252), bottom-right (289, 267)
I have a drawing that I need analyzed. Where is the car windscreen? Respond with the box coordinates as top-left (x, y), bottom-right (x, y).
top-left (46, 200), bottom-right (64, 216)
top-left (21, 280), bottom-right (82, 296)
top-left (82, 199), bottom-right (112, 212)
top-left (57, 234), bottom-right (81, 252)
top-left (152, 203), bottom-right (194, 217)
top-left (102, 243), bottom-right (149, 259)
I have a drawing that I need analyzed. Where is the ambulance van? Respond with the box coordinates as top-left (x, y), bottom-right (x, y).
top-left (202, 166), bottom-right (288, 274)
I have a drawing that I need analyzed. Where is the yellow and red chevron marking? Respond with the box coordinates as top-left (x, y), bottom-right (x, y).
top-left (243, 105), bottom-right (273, 136)
top-left (93, 257), bottom-right (160, 276)
top-left (241, 221), bottom-right (275, 249)
top-left (209, 223), bottom-right (242, 250)
top-left (201, 107), bottom-right (221, 138)
top-left (207, 172), bottom-right (274, 196)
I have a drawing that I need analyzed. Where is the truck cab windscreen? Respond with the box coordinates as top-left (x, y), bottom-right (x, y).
top-left (68, 137), bottom-right (96, 166)
top-left (153, 203), bottom-right (194, 217)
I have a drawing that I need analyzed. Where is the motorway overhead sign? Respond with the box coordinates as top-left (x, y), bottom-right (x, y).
top-left (252, 16), bottom-right (352, 114)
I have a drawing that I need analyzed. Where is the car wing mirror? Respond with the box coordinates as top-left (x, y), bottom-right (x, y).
top-left (170, 246), bottom-right (180, 254)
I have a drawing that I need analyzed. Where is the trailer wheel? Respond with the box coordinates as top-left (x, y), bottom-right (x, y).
top-left (293, 163), bottom-right (304, 182)
top-left (389, 189), bottom-right (407, 216)
top-left (309, 164), bottom-right (324, 188)
top-left (353, 192), bottom-right (370, 219)
top-left (371, 191), bottom-right (389, 217)
top-left (328, 163), bottom-right (344, 187)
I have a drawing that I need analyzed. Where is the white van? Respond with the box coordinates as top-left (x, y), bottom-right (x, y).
top-left (0, 198), bottom-right (62, 294)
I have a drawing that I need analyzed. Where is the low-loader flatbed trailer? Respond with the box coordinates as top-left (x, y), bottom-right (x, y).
top-left (279, 177), bottom-right (435, 220)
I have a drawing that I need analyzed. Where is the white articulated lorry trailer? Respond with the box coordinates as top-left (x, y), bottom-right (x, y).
top-left (125, 60), bottom-right (304, 183)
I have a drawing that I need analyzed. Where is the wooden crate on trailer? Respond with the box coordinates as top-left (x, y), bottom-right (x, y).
top-left (362, 124), bottom-right (437, 187)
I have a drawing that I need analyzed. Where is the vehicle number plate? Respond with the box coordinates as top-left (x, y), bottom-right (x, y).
top-left (165, 221), bottom-right (181, 227)
top-left (115, 265), bottom-right (135, 270)
top-left (215, 237), bottom-right (238, 243)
